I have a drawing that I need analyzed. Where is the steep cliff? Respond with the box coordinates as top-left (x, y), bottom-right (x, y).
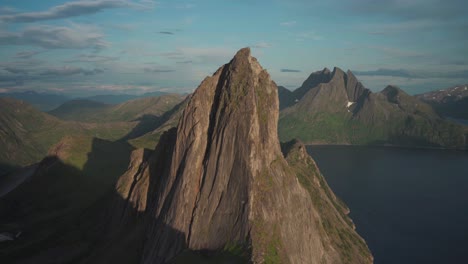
top-left (99, 48), bottom-right (372, 263)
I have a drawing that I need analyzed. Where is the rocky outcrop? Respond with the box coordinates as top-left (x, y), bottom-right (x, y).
top-left (99, 48), bottom-right (372, 263)
top-left (345, 70), bottom-right (368, 102)
top-left (281, 67), bottom-right (370, 115)
top-left (294, 67), bottom-right (333, 100)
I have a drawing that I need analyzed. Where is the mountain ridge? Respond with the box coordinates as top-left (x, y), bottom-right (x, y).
top-left (279, 68), bottom-right (467, 149)
top-left (49, 94), bottom-right (183, 123)
top-left (416, 84), bottom-right (468, 119)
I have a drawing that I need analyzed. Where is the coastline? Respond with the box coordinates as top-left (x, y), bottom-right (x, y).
top-left (305, 142), bottom-right (468, 152)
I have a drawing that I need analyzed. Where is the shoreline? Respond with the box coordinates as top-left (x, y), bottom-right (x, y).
top-left (305, 143), bottom-right (467, 152)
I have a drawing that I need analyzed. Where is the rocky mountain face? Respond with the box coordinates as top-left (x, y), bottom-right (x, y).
top-left (88, 48), bottom-right (372, 263)
top-left (416, 84), bottom-right (468, 119)
top-left (279, 68), bottom-right (467, 149)
top-left (281, 68), bottom-right (370, 114)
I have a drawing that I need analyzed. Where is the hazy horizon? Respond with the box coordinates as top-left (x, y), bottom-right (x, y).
top-left (0, 0), bottom-right (467, 97)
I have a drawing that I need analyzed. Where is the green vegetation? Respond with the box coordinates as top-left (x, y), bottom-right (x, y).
top-left (250, 217), bottom-right (287, 264)
top-left (264, 233), bottom-right (282, 264)
top-left (279, 111), bottom-right (387, 145)
top-left (278, 75), bottom-right (467, 149)
top-left (172, 243), bottom-right (251, 264)
top-left (279, 108), bottom-right (466, 149)
top-left (0, 95), bottom-right (184, 172)
top-left (283, 142), bottom-right (372, 263)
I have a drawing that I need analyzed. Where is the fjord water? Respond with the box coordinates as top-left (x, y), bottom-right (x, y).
top-left (307, 146), bottom-right (468, 264)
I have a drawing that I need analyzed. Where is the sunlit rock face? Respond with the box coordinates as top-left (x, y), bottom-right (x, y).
top-left (104, 48), bottom-right (372, 264)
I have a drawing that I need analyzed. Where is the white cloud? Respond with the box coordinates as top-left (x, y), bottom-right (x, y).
top-left (0, 23), bottom-right (108, 50)
top-left (280, 21), bottom-right (296, 26)
top-left (0, 0), bottom-right (155, 23)
top-left (296, 31), bottom-right (324, 41)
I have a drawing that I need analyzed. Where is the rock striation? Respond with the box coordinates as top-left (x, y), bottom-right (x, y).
top-left (97, 48), bottom-right (373, 263)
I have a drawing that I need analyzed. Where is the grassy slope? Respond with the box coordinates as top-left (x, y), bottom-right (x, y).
top-left (279, 88), bottom-right (467, 149)
top-left (48, 100), bottom-right (110, 121)
top-left (0, 98), bottom-right (136, 172)
top-left (279, 108), bottom-right (416, 146)
top-left (128, 97), bottom-right (188, 149)
top-left (0, 95), bottom-right (185, 172)
top-left (282, 141), bottom-right (373, 263)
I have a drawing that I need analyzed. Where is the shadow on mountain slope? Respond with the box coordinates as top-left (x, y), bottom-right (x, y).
top-left (0, 164), bottom-right (21, 178)
top-left (120, 99), bottom-right (187, 141)
top-left (0, 137), bottom-right (136, 263)
top-left (0, 147), bottom-right (247, 264)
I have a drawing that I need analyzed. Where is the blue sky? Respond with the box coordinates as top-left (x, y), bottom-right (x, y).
top-left (0, 0), bottom-right (467, 96)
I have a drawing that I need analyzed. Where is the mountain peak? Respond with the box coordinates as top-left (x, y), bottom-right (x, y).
top-left (332, 66), bottom-right (345, 74)
top-left (345, 69), bottom-right (369, 102)
top-left (292, 67), bottom-right (334, 100)
top-left (330, 67), bottom-right (346, 82)
top-left (228, 47), bottom-right (265, 79)
top-left (381, 85), bottom-right (411, 105)
top-left (234, 47), bottom-right (251, 59)
top-left (382, 85), bottom-right (402, 93)
top-left (99, 49), bottom-right (372, 263)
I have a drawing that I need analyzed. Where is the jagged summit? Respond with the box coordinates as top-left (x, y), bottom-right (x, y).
top-left (279, 67), bottom-right (369, 110)
top-left (294, 67), bottom-right (333, 100)
top-left (88, 48), bottom-right (372, 263)
top-left (280, 68), bottom-right (370, 114)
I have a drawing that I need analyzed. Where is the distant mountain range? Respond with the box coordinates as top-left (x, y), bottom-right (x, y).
top-left (0, 94), bottom-right (183, 175)
top-left (77, 91), bottom-right (169, 104)
top-left (0, 91), bottom-right (70, 111)
top-left (278, 68), bottom-right (467, 149)
top-left (416, 84), bottom-right (468, 120)
top-left (49, 94), bottom-right (183, 123)
top-left (0, 90), bottom-right (170, 111)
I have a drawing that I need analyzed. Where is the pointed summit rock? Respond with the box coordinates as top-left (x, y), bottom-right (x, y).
top-left (88, 48), bottom-right (372, 263)
top-left (345, 70), bottom-right (368, 102)
top-left (92, 48), bottom-right (372, 263)
top-left (288, 67), bottom-right (333, 107)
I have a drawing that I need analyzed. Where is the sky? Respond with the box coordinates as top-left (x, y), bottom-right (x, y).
top-left (0, 0), bottom-right (467, 96)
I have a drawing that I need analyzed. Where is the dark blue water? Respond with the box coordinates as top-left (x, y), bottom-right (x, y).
top-left (307, 146), bottom-right (468, 264)
top-left (446, 117), bottom-right (468, 126)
